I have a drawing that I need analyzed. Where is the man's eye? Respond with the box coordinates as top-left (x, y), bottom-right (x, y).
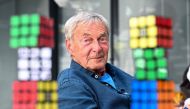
top-left (99, 37), bottom-right (108, 42)
top-left (82, 38), bottom-right (92, 45)
top-left (84, 39), bottom-right (91, 42)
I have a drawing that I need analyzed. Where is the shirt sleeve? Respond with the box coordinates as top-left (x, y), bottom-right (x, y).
top-left (58, 79), bottom-right (98, 109)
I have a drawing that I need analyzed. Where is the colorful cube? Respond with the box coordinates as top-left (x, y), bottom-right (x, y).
top-left (17, 48), bottom-right (52, 81)
top-left (12, 81), bottom-right (58, 109)
top-left (133, 48), bottom-right (168, 80)
top-left (131, 80), bottom-right (175, 109)
top-left (129, 15), bottom-right (173, 49)
top-left (10, 14), bottom-right (54, 48)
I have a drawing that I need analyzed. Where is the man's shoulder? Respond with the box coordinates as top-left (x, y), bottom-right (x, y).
top-left (57, 68), bottom-right (93, 93)
top-left (57, 68), bottom-right (79, 84)
top-left (58, 67), bottom-right (81, 78)
top-left (57, 68), bottom-right (91, 86)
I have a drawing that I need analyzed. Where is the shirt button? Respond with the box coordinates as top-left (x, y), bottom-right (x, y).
top-left (94, 75), bottom-right (99, 79)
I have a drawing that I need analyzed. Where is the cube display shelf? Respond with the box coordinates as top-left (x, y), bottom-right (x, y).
top-left (131, 80), bottom-right (175, 109)
top-left (10, 14), bottom-right (54, 48)
top-left (12, 81), bottom-right (58, 109)
top-left (17, 48), bottom-right (52, 81)
top-left (129, 15), bottom-right (173, 49)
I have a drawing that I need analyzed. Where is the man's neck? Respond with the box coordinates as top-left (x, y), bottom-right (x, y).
top-left (92, 68), bottom-right (106, 76)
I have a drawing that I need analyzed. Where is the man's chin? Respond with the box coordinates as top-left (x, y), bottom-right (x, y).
top-left (86, 59), bottom-right (107, 71)
top-left (88, 63), bottom-right (106, 71)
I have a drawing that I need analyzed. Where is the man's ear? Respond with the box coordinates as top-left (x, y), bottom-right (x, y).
top-left (65, 39), bottom-right (73, 54)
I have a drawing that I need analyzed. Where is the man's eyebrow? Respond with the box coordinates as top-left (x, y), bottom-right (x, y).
top-left (82, 33), bottom-right (91, 37)
top-left (80, 33), bottom-right (91, 41)
top-left (99, 32), bottom-right (108, 37)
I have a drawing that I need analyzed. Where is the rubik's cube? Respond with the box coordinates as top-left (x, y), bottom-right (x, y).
top-left (10, 14), bottom-right (54, 48)
top-left (131, 80), bottom-right (175, 109)
top-left (12, 81), bottom-right (58, 109)
top-left (129, 15), bottom-right (173, 49)
top-left (129, 15), bottom-right (175, 109)
top-left (17, 47), bottom-right (52, 81)
top-left (133, 48), bottom-right (168, 80)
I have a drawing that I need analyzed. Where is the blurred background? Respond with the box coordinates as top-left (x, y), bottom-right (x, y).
top-left (0, 0), bottom-right (190, 108)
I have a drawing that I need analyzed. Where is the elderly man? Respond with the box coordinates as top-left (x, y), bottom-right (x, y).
top-left (57, 11), bottom-right (134, 109)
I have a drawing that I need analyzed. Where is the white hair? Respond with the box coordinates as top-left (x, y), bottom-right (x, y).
top-left (63, 11), bottom-right (109, 39)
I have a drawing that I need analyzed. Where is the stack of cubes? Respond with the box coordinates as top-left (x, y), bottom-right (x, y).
top-left (129, 15), bottom-right (175, 109)
top-left (10, 14), bottom-right (58, 109)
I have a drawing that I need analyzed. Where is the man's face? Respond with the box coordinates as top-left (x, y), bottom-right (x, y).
top-left (66, 21), bottom-right (109, 74)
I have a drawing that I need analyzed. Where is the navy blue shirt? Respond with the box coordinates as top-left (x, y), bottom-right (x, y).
top-left (57, 60), bottom-right (134, 109)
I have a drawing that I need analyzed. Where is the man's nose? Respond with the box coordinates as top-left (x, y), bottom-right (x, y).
top-left (92, 41), bottom-right (102, 52)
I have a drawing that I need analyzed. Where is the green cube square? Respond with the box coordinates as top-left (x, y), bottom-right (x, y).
top-left (30, 25), bottom-right (40, 35)
top-left (20, 14), bottom-right (30, 25)
top-left (20, 26), bottom-right (29, 36)
top-left (19, 38), bottom-right (28, 47)
top-left (154, 48), bottom-right (165, 58)
top-left (30, 14), bottom-right (40, 24)
top-left (135, 58), bottom-right (146, 69)
top-left (157, 68), bottom-right (168, 79)
top-left (147, 70), bottom-right (156, 80)
top-left (10, 27), bottom-right (20, 37)
top-left (135, 69), bottom-right (146, 80)
top-left (157, 58), bottom-right (167, 68)
top-left (146, 59), bottom-right (156, 69)
top-left (10, 15), bottom-right (20, 26)
top-left (133, 49), bottom-right (144, 59)
top-left (29, 36), bottom-right (38, 47)
top-left (10, 38), bottom-right (19, 48)
top-left (144, 49), bottom-right (154, 59)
